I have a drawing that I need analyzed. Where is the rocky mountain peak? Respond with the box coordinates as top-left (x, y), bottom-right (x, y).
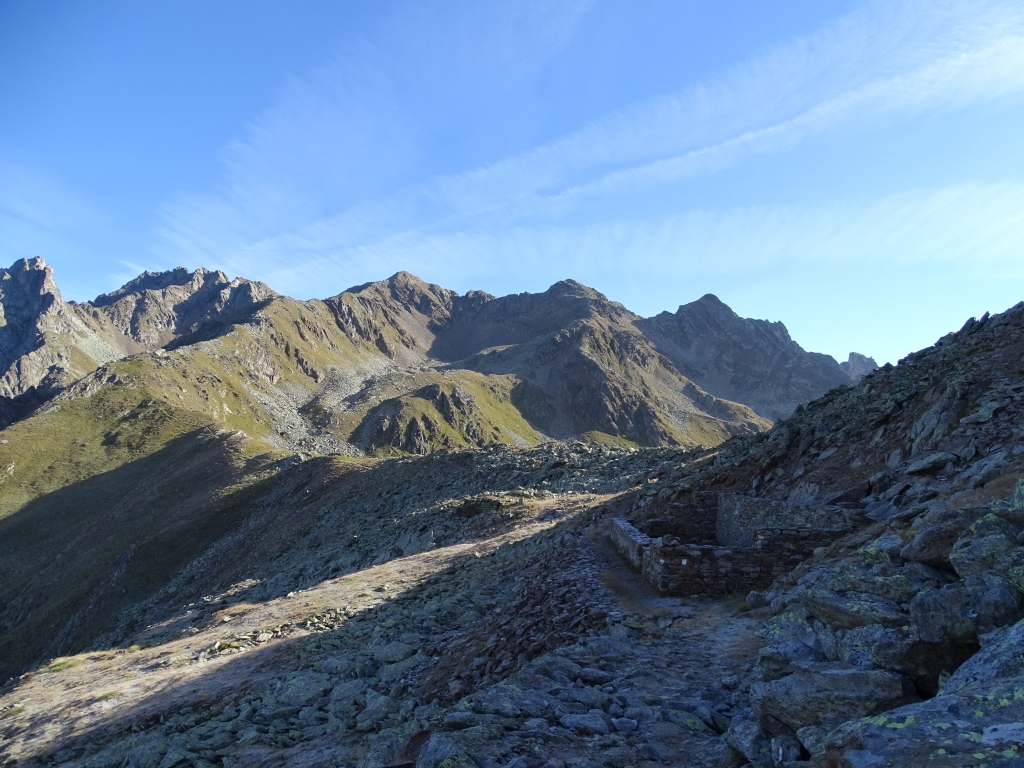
top-left (1, 257), bottom-right (90, 423)
top-left (0, 257), bottom-right (64, 321)
top-left (840, 350), bottom-right (878, 381)
top-left (90, 266), bottom-right (253, 308)
top-left (344, 271), bottom-right (460, 317)
top-left (638, 296), bottom-right (849, 421)
top-left (543, 279), bottom-right (608, 302)
top-left (0, 258), bottom-right (277, 426)
top-left (691, 292), bottom-right (727, 309)
top-left (677, 293), bottom-right (793, 344)
top-left (82, 266), bottom-right (276, 349)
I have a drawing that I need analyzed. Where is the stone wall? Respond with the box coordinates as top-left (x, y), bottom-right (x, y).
top-left (752, 525), bottom-right (846, 556)
top-left (610, 519), bottom-right (650, 571)
top-left (641, 543), bottom-right (800, 597)
top-left (716, 494), bottom-right (863, 548)
top-left (612, 492), bottom-right (868, 597)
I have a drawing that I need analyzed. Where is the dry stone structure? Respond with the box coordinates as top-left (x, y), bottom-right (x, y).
top-left (613, 493), bottom-right (866, 596)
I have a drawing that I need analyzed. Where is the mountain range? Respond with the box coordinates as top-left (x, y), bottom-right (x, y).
top-left (2, 253), bottom-right (1023, 767)
top-left (1, 256), bottom-right (868, 444)
top-left (0, 256), bottom-right (870, 685)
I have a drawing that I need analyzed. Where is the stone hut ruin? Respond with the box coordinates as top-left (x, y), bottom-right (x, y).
top-left (612, 492), bottom-right (867, 596)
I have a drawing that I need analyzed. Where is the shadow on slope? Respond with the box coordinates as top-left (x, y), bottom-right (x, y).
top-left (162, 298), bottom-right (276, 351)
top-left (14, 512), bottom-right (609, 768)
top-left (0, 429), bottom-right (270, 681)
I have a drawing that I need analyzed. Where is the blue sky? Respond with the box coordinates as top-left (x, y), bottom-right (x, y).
top-left (2, 0), bottom-right (1023, 365)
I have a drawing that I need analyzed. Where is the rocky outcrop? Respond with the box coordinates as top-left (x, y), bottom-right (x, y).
top-left (640, 293), bottom-right (860, 420)
top-left (840, 351), bottom-right (877, 381)
top-left (0, 258), bottom-right (130, 425)
top-left (612, 298), bottom-right (1024, 765)
top-left (87, 266), bottom-right (276, 348)
top-left (0, 258), bottom-right (275, 427)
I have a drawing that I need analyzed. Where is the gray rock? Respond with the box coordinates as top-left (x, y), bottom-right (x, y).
top-left (757, 641), bottom-right (827, 682)
top-left (795, 724), bottom-right (830, 758)
top-left (444, 710), bottom-right (482, 730)
top-left (559, 711), bottom-right (609, 735)
top-left (819, 672), bottom-right (1024, 766)
top-left (327, 679), bottom-right (365, 719)
top-left (370, 641), bottom-right (417, 663)
top-left (994, 546), bottom-right (1024, 592)
top-left (123, 741), bottom-right (168, 768)
top-left (526, 653), bottom-right (583, 682)
top-left (1012, 479), bottom-right (1024, 511)
top-left (750, 662), bottom-right (906, 731)
top-left (910, 571), bottom-right (1024, 642)
top-left (746, 590), bottom-right (770, 609)
top-left (263, 670), bottom-right (332, 710)
top-left (355, 690), bottom-right (396, 731)
top-left (769, 734), bottom-right (803, 764)
top-left (948, 513), bottom-right (1020, 578)
top-left (464, 688), bottom-right (523, 718)
top-left (836, 623), bottom-right (974, 696)
top-left (610, 717), bottom-right (637, 732)
top-left (756, 606), bottom-right (818, 647)
top-left (416, 732), bottom-right (477, 768)
top-left (906, 452), bottom-right (956, 474)
top-left (726, 717), bottom-right (773, 768)
top-left (578, 667), bottom-right (612, 685)
top-left (900, 507), bottom-right (984, 567)
top-left (662, 703), bottom-right (715, 733)
top-left (795, 589), bottom-right (906, 630)
top-left (943, 616), bottom-right (1024, 694)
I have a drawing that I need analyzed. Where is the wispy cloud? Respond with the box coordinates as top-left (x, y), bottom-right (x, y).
top-left (0, 159), bottom-right (95, 236)
top-left (245, 180), bottom-right (1024, 291)
top-left (155, 0), bottom-right (1024, 295)
top-left (158, 0), bottom-right (594, 270)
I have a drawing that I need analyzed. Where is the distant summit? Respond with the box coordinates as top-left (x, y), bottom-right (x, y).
top-left (639, 293), bottom-right (866, 421)
top-left (840, 351), bottom-right (878, 380)
top-left (0, 258), bottom-right (275, 425)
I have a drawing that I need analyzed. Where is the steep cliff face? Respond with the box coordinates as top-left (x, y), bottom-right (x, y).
top-left (0, 258), bottom-right (130, 425)
top-left (86, 266), bottom-right (277, 348)
top-left (840, 351), bottom-right (878, 380)
top-left (641, 293), bottom-right (861, 421)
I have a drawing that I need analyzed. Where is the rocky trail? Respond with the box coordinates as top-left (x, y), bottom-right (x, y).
top-left (0, 491), bottom-right (763, 768)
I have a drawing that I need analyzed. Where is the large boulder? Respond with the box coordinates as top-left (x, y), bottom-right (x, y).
top-left (949, 513), bottom-right (1021, 578)
top-left (749, 661), bottom-right (908, 733)
top-left (836, 623), bottom-right (977, 696)
top-left (900, 507), bottom-right (985, 568)
top-left (355, 690), bottom-right (397, 731)
top-left (943, 617), bottom-right (1024, 694)
top-left (757, 640), bottom-right (828, 682)
top-left (995, 547), bottom-right (1024, 593)
top-left (756, 605), bottom-right (819, 647)
top-left (726, 717), bottom-right (774, 768)
top-left (819, 616), bottom-right (1024, 766)
top-left (795, 589), bottom-right (907, 630)
top-left (910, 571), bottom-right (1024, 643)
top-left (811, 560), bottom-right (949, 604)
